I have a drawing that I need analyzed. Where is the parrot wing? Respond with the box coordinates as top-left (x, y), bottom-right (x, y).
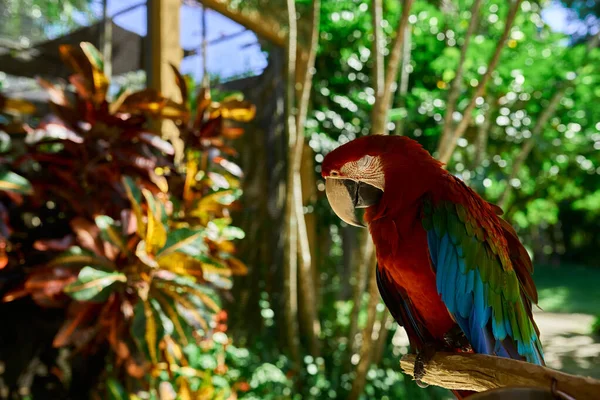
top-left (421, 178), bottom-right (544, 365)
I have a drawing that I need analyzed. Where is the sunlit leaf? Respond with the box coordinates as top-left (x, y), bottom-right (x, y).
top-left (0, 170), bottom-right (32, 195)
top-left (158, 228), bottom-right (208, 258)
top-left (95, 215), bottom-right (128, 254)
top-left (48, 249), bottom-right (113, 269)
top-left (80, 41), bottom-right (104, 72)
top-left (64, 266), bottom-right (126, 302)
top-left (142, 188), bottom-right (167, 253)
top-left (211, 99), bottom-right (256, 122)
top-left (139, 132), bottom-right (175, 155)
top-left (170, 63), bottom-right (188, 104)
top-left (157, 252), bottom-right (204, 279)
top-left (3, 98), bottom-right (36, 115)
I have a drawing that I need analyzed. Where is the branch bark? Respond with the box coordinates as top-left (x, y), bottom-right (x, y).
top-left (438, 0), bottom-right (483, 151)
top-left (283, 0), bottom-right (301, 369)
top-left (394, 25), bottom-right (412, 136)
top-left (348, 251), bottom-right (379, 400)
top-left (471, 95), bottom-right (495, 170)
top-left (437, 0), bottom-right (523, 164)
top-left (497, 88), bottom-right (564, 209)
top-left (198, 0), bottom-right (287, 47)
top-left (400, 352), bottom-right (600, 399)
top-left (371, 0), bottom-right (415, 135)
top-left (372, 0), bottom-right (384, 103)
top-left (293, 0), bottom-right (322, 357)
top-left (347, 233), bottom-right (374, 354)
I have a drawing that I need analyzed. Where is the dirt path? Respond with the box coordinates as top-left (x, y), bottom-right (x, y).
top-left (535, 311), bottom-right (600, 378)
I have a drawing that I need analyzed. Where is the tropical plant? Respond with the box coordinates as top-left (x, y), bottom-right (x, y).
top-left (0, 42), bottom-right (254, 398)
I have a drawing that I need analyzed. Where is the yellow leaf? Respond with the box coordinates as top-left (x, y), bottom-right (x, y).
top-left (177, 376), bottom-right (193, 400)
top-left (227, 256), bottom-right (248, 276)
top-left (4, 98), bottom-right (36, 115)
top-left (157, 252), bottom-right (204, 279)
top-left (183, 158), bottom-right (199, 205)
top-left (143, 299), bottom-right (159, 364)
top-left (210, 100), bottom-right (256, 122)
top-left (142, 189), bottom-right (167, 254)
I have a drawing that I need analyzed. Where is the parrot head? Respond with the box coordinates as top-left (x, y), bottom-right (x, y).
top-left (321, 135), bottom-right (443, 227)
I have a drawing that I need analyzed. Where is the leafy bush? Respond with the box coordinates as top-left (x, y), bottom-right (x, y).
top-left (0, 42), bottom-right (256, 398)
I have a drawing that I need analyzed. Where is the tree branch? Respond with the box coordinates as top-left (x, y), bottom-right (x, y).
top-left (283, 0), bottom-right (301, 369)
top-left (438, 0), bottom-right (483, 151)
top-left (372, 0), bottom-right (384, 102)
top-left (293, 0), bottom-right (322, 357)
top-left (438, 0), bottom-right (523, 164)
top-left (400, 352), bottom-right (600, 399)
top-left (371, 0), bottom-right (415, 135)
top-left (497, 88), bottom-right (564, 209)
top-left (198, 0), bottom-right (287, 47)
top-left (394, 25), bottom-right (412, 136)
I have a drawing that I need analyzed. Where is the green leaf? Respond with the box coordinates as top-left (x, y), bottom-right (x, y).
top-left (0, 169), bottom-right (32, 195)
top-left (95, 215), bottom-right (128, 253)
top-left (64, 266), bottom-right (126, 302)
top-left (106, 378), bottom-right (128, 400)
top-left (49, 246), bottom-right (115, 270)
top-left (80, 42), bottom-right (104, 72)
top-left (132, 299), bottom-right (165, 364)
top-left (158, 228), bottom-right (208, 258)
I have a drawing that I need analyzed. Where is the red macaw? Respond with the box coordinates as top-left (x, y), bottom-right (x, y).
top-left (322, 135), bottom-right (544, 398)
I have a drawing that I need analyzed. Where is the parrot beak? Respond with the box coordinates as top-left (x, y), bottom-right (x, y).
top-left (325, 178), bottom-right (383, 228)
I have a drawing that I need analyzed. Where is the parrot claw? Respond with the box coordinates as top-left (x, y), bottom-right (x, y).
top-left (413, 344), bottom-right (436, 388)
top-left (443, 326), bottom-right (471, 352)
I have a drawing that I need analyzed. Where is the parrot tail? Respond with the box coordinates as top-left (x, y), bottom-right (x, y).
top-left (452, 390), bottom-right (476, 399)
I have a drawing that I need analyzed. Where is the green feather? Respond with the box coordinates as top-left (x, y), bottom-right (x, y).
top-left (433, 206), bottom-right (447, 238)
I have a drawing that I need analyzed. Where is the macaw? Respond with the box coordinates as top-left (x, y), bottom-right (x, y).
top-left (322, 135), bottom-right (544, 398)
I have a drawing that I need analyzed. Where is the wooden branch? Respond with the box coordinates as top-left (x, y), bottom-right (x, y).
top-left (438, 0), bottom-right (523, 164)
top-left (198, 0), bottom-right (286, 47)
top-left (372, 0), bottom-right (385, 102)
top-left (400, 352), bottom-right (600, 399)
top-left (371, 0), bottom-right (415, 135)
top-left (438, 0), bottom-right (483, 152)
top-left (394, 25), bottom-right (412, 136)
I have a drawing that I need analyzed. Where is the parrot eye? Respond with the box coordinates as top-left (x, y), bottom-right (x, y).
top-left (330, 170), bottom-right (340, 177)
top-left (358, 155), bottom-right (374, 169)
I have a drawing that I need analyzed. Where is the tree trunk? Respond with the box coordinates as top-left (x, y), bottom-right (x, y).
top-left (292, 0), bottom-right (322, 358)
top-left (283, 0), bottom-right (301, 369)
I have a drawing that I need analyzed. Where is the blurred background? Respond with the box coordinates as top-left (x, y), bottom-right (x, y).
top-left (0, 0), bottom-right (599, 399)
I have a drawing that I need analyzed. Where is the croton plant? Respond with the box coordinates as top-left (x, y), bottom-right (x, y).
top-left (0, 42), bottom-right (254, 398)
